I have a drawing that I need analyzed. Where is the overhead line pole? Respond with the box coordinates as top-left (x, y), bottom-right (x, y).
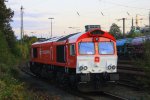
top-left (122, 18), bottom-right (126, 37)
top-left (48, 18), bottom-right (54, 37)
top-left (149, 11), bottom-right (150, 33)
top-left (117, 18), bottom-right (126, 38)
top-left (20, 6), bottom-right (24, 44)
top-left (132, 17), bottom-right (134, 28)
top-left (20, 5), bottom-right (24, 58)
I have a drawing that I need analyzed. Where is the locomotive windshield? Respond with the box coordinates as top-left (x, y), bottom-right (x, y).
top-left (98, 42), bottom-right (114, 54)
top-left (79, 42), bottom-right (95, 54)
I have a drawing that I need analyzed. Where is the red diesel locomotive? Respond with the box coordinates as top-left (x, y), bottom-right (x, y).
top-left (30, 26), bottom-right (118, 90)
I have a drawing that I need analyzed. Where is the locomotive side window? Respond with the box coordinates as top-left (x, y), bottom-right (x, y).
top-left (98, 42), bottom-right (114, 54)
top-left (70, 44), bottom-right (75, 56)
top-left (33, 48), bottom-right (38, 58)
top-left (56, 45), bottom-right (66, 63)
top-left (79, 42), bottom-right (95, 54)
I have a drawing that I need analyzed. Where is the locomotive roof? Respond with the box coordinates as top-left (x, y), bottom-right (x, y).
top-left (32, 32), bottom-right (82, 45)
top-left (32, 29), bottom-right (116, 45)
top-left (32, 36), bottom-right (64, 45)
top-left (57, 32), bottom-right (79, 42)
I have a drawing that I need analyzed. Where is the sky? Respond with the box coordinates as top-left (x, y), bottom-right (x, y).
top-left (6, 0), bottom-right (150, 39)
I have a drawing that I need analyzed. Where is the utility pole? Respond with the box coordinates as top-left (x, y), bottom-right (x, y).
top-left (130, 17), bottom-right (134, 32)
top-left (123, 18), bottom-right (126, 37)
top-left (116, 18), bottom-right (126, 37)
top-left (132, 17), bottom-right (134, 28)
top-left (20, 6), bottom-right (24, 58)
top-left (149, 11), bottom-right (150, 32)
top-left (48, 18), bottom-right (54, 37)
top-left (20, 6), bottom-right (24, 44)
top-left (136, 14), bottom-right (138, 28)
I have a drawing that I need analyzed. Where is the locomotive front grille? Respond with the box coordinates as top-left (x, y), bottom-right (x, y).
top-left (76, 55), bottom-right (117, 74)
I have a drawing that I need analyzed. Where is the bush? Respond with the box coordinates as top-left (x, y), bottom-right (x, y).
top-left (136, 41), bottom-right (150, 90)
top-left (0, 80), bottom-right (26, 100)
top-left (0, 63), bottom-right (31, 100)
top-left (0, 31), bottom-right (16, 65)
top-left (0, 31), bottom-right (50, 99)
top-left (0, 31), bottom-right (27, 99)
top-left (126, 32), bottom-right (143, 38)
top-left (143, 41), bottom-right (150, 87)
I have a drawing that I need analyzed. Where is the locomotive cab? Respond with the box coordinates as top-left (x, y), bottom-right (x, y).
top-left (76, 29), bottom-right (117, 74)
top-left (73, 29), bottom-right (119, 88)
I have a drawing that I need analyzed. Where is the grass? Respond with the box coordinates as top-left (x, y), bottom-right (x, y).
top-left (0, 62), bottom-right (59, 100)
top-left (0, 63), bottom-right (24, 99)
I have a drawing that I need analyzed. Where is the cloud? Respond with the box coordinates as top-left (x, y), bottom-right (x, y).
top-left (13, 9), bottom-right (59, 18)
top-left (11, 17), bottom-right (49, 29)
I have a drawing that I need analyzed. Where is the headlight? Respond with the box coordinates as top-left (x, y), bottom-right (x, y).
top-left (83, 66), bottom-right (88, 70)
top-left (79, 66), bottom-right (83, 71)
top-left (107, 65), bottom-right (116, 70)
top-left (112, 65), bottom-right (116, 70)
top-left (108, 65), bottom-right (112, 70)
top-left (79, 66), bottom-right (88, 71)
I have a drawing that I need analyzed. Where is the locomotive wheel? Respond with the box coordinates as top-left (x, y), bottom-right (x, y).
top-left (55, 72), bottom-right (70, 88)
top-left (69, 75), bottom-right (78, 89)
top-left (40, 65), bottom-right (48, 79)
top-left (56, 72), bottom-right (61, 85)
top-left (30, 64), bottom-right (34, 74)
top-left (35, 66), bottom-right (42, 77)
top-left (30, 63), bottom-right (36, 74)
top-left (30, 63), bottom-right (42, 77)
top-left (62, 75), bottom-right (69, 88)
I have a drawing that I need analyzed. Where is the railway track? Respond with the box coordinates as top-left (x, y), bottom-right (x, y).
top-left (71, 91), bottom-right (129, 100)
top-left (21, 60), bottom-right (149, 100)
top-left (21, 64), bottom-right (130, 100)
top-left (21, 66), bottom-right (95, 100)
top-left (117, 59), bottom-right (147, 92)
top-left (117, 60), bottom-right (145, 76)
top-left (103, 92), bottom-right (129, 100)
top-left (21, 67), bottom-right (93, 100)
top-left (117, 80), bottom-right (141, 90)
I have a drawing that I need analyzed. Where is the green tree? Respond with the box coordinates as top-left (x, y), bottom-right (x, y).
top-left (0, 0), bottom-right (17, 55)
top-left (127, 26), bottom-right (143, 38)
top-left (0, 31), bottom-right (12, 64)
top-left (109, 23), bottom-right (122, 39)
top-left (18, 35), bottom-right (38, 59)
top-left (126, 32), bottom-right (143, 38)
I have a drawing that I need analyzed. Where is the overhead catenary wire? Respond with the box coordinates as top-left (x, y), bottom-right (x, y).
top-left (97, 0), bottom-right (150, 33)
top-left (100, 0), bottom-right (150, 10)
top-left (101, 12), bottom-right (104, 16)
top-left (97, 0), bottom-right (149, 26)
top-left (76, 11), bottom-right (80, 16)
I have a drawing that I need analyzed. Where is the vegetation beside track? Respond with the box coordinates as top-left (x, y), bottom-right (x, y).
top-left (0, 31), bottom-right (54, 100)
top-left (0, 0), bottom-right (47, 99)
top-left (0, 30), bottom-right (26, 99)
